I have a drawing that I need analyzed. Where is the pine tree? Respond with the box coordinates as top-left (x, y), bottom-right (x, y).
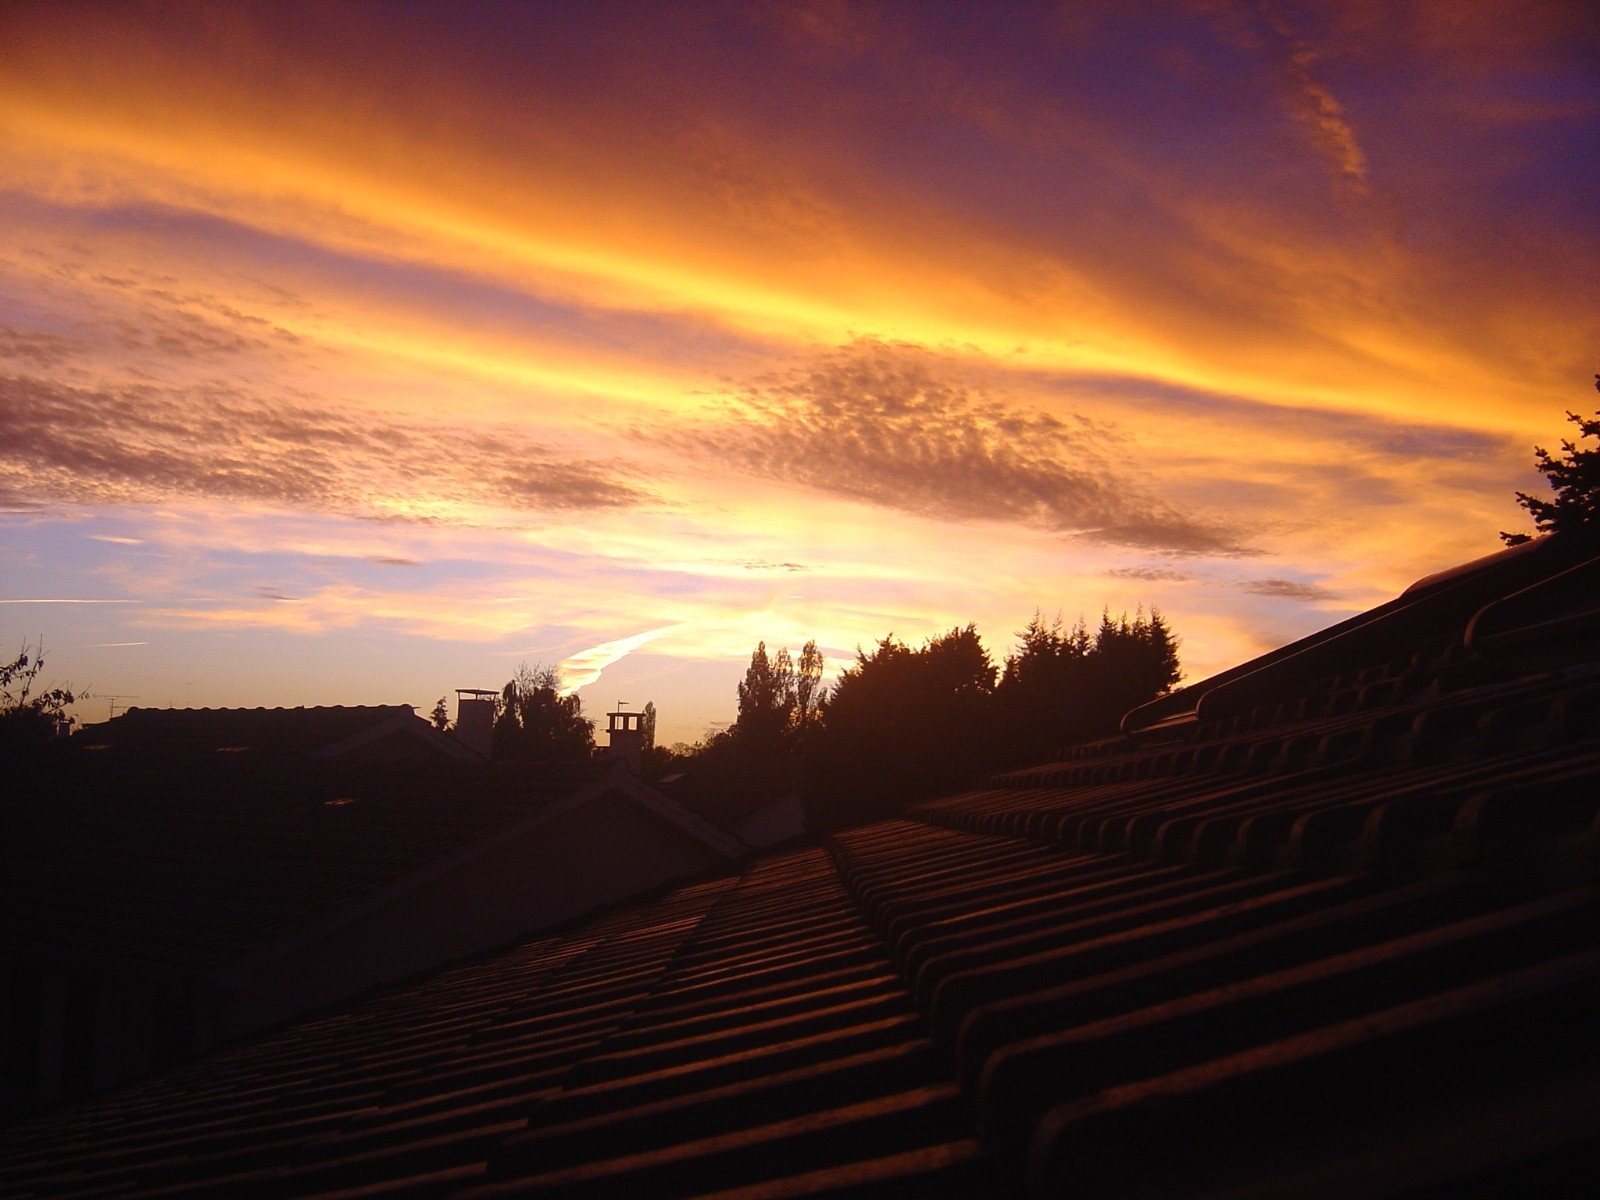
top-left (1502, 375), bottom-right (1600, 545)
top-left (802, 625), bottom-right (998, 829)
top-left (994, 606), bottom-right (1180, 760)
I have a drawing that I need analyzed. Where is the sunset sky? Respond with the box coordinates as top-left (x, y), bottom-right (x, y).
top-left (3, 1), bottom-right (1597, 745)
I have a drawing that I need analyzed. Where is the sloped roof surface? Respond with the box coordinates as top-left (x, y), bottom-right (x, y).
top-left (0, 759), bottom-right (603, 972)
top-left (72, 705), bottom-right (421, 760)
top-left (3, 533), bottom-right (1598, 1196)
top-left (0, 849), bottom-right (986, 1197)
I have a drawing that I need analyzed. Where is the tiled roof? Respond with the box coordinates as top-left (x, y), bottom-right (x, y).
top-left (661, 753), bottom-right (796, 832)
top-left (0, 849), bottom-right (986, 1197)
top-left (0, 759), bottom-right (604, 973)
top-left (71, 705), bottom-right (426, 760)
top-left (2, 531), bottom-right (1597, 1195)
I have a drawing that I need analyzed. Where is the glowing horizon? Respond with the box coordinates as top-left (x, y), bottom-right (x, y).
top-left (3, 1), bottom-right (1596, 745)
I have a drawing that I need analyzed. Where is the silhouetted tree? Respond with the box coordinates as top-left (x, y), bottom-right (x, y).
top-left (640, 700), bottom-right (657, 753)
top-left (1503, 376), bottom-right (1600, 545)
top-left (793, 640), bottom-right (825, 738)
top-left (662, 639), bottom-right (831, 815)
top-left (733, 641), bottom-right (797, 754)
top-left (429, 696), bottom-right (451, 733)
top-left (642, 737), bottom-right (694, 781)
top-left (995, 611), bottom-right (1090, 761)
top-left (802, 625), bottom-right (998, 830)
top-left (492, 663), bottom-right (594, 762)
top-left (1085, 607), bottom-right (1181, 733)
top-left (696, 612), bottom-right (1179, 832)
top-left (1, 641), bottom-right (76, 768)
top-left (994, 606), bottom-right (1180, 763)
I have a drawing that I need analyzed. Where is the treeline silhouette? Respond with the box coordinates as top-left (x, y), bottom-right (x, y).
top-left (489, 663), bottom-right (596, 762)
top-left (0, 641), bottom-right (76, 772)
top-left (672, 609), bottom-right (1179, 832)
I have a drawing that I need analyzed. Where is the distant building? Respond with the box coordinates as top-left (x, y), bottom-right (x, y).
top-left (605, 706), bottom-right (645, 774)
top-left (453, 689), bottom-right (497, 759)
top-left (0, 706), bottom-right (742, 1115)
top-left (70, 703), bottom-right (479, 764)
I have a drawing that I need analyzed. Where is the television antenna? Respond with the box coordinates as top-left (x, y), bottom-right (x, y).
top-left (103, 695), bottom-right (140, 719)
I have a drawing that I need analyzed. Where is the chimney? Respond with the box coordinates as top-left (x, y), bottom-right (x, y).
top-left (455, 689), bottom-right (497, 759)
top-left (605, 706), bottom-right (643, 774)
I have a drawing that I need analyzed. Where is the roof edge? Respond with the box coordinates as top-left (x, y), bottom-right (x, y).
top-left (1122, 530), bottom-right (1594, 734)
top-left (216, 762), bottom-right (743, 986)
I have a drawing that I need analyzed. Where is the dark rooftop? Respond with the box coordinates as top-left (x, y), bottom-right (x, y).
top-left (2, 531), bottom-right (1597, 1196)
top-left (0, 758), bottom-right (602, 974)
top-left (68, 704), bottom-right (472, 764)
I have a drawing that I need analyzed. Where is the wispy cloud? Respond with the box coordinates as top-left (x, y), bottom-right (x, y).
top-left (1258, 3), bottom-right (1370, 193)
top-left (0, 324), bottom-right (80, 369)
top-left (1239, 577), bottom-right (1339, 602)
top-left (0, 1), bottom-right (1591, 745)
top-left (1108, 566), bottom-right (1193, 583)
top-left (1194, 1), bottom-right (1370, 196)
top-left (657, 340), bottom-right (1244, 555)
top-left (0, 373), bottom-right (651, 520)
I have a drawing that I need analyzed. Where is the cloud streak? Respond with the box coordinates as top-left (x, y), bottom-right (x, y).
top-left (1255, 2), bottom-right (1370, 192)
top-left (0, 374), bottom-right (650, 520)
top-left (559, 626), bottom-right (683, 694)
top-left (0, 2), bottom-right (1593, 744)
top-left (1239, 577), bottom-right (1340, 602)
top-left (658, 340), bottom-right (1243, 554)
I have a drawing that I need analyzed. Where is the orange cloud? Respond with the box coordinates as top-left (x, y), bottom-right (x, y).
top-left (2, 2), bottom-right (1593, 743)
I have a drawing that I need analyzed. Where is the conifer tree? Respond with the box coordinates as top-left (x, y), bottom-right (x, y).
top-left (1502, 376), bottom-right (1600, 545)
top-left (802, 625), bottom-right (998, 829)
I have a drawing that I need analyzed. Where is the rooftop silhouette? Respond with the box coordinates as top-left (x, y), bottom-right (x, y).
top-left (2, 528), bottom-right (1597, 1195)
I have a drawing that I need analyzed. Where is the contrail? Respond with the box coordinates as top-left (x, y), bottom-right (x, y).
top-left (559, 625), bottom-right (680, 693)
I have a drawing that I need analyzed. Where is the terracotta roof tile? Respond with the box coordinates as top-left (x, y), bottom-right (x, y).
top-left (3, 533), bottom-right (1598, 1195)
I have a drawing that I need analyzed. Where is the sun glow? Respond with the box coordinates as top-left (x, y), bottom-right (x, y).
top-left (3, 2), bottom-right (1593, 743)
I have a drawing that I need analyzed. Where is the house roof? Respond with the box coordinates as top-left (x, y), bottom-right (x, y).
top-left (0, 757), bottom-right (603, 976)
top-left (663, 751), bottom-right (797, 831)
top-left (1, 743), bottom-right (743, 986)
top-left (1123, 526), bottom-right (1600, 735)
top-left (70, 704), bottom-right (478, 763)
top-left (2, 531), bottom-right (1598, 1196)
